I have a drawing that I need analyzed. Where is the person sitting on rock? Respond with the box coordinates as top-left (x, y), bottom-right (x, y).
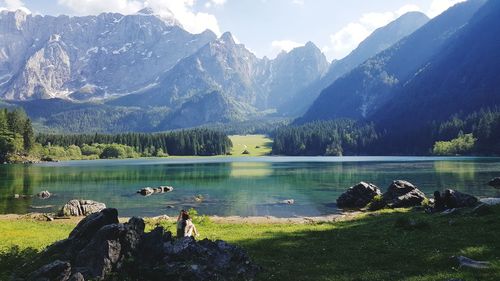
top-left (177, 210), bottom-right (199, 238)
top-left (176, 210), bottom-right (187, 238)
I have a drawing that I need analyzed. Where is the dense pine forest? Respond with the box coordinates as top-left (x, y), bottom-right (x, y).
top-left (37, 130), bottom-right (233, 157)
top-left (1, 108), bottom-right (232, 163)
top-left (272, 108), bottom-right (500, 156)
top-left (272, 120), bottom-right (379, 156)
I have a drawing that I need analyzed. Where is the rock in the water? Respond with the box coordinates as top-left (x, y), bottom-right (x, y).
top-left (37, 190), bottom-right (51, 199)
top-left (443, 189), bottom-right (478, 208)
top-left (14, 194), bottom-right (20, 199)
top-left (280, 199), bottom-right (295, 205)
top-left (383, 180), bottom-right (427, 208)
top-left (60, 199), bottom-right (106, 217)
top-left (25, 208), bottom-right (259, 281)
top-left (137, 186), bottom-right (173, 196)
top-left (487, 177), bottom-right (500, 188)
top-left (30, 260), bottom-right (71, 281)
top-left (138, 187), bottom-right (154, 196)
top-left (337, 182), bottom-right (382, 209)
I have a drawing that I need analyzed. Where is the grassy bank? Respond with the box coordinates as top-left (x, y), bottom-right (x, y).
top-left (1, 207), bottom-right (500, 280)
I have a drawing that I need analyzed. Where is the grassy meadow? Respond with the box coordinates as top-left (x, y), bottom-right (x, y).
top-left (229, 134), bottom-right (273, 156)
top-left (1, 207), bottom-right (500, 280)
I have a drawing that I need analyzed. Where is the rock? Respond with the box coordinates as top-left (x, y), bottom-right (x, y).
top-left (480, 197), bottom-right (500, 205)
top-left (443, 189), bottom-right (478, 208)
top-left (487, 177), bottom-right (500, 188)
top-left (68, 272), bottom-right (85, 281)
top-left (30, 260), bottom-right (71, 281)
top-left (138, 186), bottom-right (173, 196)
top-left (194, 194), bottom-right (204, 202)
top-left (161, 186), bottom-right (174, 193)
top-left (280, 199), bottom-right (295, 205)
top-left (454, 255), bottom-right (490, 269)
top-left (472, 203), bottom-right (493, 216)
top-left (383, 180), bottom-right (427, 208)
top-left (14, 194), bottom-right (20, 199)
top-left (337, 182), bottom-right (382, 209)
top-left (60, 200), bottom-right (106, 217)
top-left (24, 208), bottom-right (258, 281)
top-left (37, 190), bottom-right (51, 199)
top-left (138, 187), bottom-right (154, 196)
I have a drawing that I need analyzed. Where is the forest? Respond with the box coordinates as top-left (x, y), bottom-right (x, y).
top-left (271, 119), bottom-right (379, 156)
top-left (0, 108), bottom-right (233, 163)
top-left (272, 108), bottom-right (500, 156)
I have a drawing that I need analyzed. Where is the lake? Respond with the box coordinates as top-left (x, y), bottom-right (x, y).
top-left (1, 156), bottom-right (500, 217)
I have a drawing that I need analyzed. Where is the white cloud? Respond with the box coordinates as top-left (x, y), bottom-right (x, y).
top-left (0, 0), bottom-right (31, 13)
top-left (205, 0), bottom-right (227, 9)
top-left (428, 0), bottom-right (465, 18)
top-left (58, 0), bottom-right (222, 35)
top-left (325, 4), bottom-right (422, 60)
top-left (292, 0), bottom-right (304, 6)
top-left (270, 39), bottom-right (304, 57)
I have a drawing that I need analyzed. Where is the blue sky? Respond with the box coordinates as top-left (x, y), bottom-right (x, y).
top-left (0, 0), bottom-right (466, 61)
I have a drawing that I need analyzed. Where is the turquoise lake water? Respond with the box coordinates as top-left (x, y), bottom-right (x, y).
top-left (1, 156), bottom-right (499, 217)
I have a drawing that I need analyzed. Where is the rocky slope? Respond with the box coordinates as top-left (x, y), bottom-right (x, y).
top-left (0, 9), bottom-right (216, 100)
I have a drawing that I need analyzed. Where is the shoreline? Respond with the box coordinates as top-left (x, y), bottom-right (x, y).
top-left (0, 211), bottom-right (363, 224)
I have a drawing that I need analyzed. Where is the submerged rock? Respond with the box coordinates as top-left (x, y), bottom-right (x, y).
top-left (60, 199), bottom-right (106, 217)
top-left (27, 208), bottom-right (259, 281)
top-left (337, 182), bottom-right (382, 209)
top-left (383, 180), bottom-right (427, 208)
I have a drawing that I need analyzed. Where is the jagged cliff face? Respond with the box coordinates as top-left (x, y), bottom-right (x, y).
top-left (0, 9), bottom-right (216, 100)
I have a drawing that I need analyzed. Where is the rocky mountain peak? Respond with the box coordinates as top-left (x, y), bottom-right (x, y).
top-left (219, 31), bottom-right (236, 45)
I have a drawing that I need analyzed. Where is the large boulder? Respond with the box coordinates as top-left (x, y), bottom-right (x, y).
top-left (443, 189), bottom-right (478, 208)
top-left (488, 177), bottom-right (500, 188)
top-left (383, 180), bottom-right (427, 208)
top-left (26, 209), bottom-right (259, 281)
top-left (337, 182), bottom-right (382, 209)
top-left (37, 190), bottom-right (51, 199)
top-left (60, 200), bottom-right (106, 217)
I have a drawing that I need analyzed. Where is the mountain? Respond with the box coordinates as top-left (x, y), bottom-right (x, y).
top-left (0, 9), bottom-right (216, 100)
top-left (109, 33), bottom-right (328, 128)
top-left (375, 0), bottom-right (500, 136)
top-left (299, 0), bottom-right (486, 123)
top-left (280, 11), bottom-right (429, 116)
top-left (264, 42), bottom-right (329, 108)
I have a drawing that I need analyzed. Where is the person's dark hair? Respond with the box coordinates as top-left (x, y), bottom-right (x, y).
top-left (182, 212), bottom-right (190, 220)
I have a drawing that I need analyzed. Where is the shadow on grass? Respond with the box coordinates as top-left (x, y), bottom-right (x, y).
top-left (234, 210), bottom-right (500, 281)
top-left (0, 246), bottom-right (38, 280)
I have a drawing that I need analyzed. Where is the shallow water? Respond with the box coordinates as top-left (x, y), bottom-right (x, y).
top-left (1, 156), bottom-right (499, 217)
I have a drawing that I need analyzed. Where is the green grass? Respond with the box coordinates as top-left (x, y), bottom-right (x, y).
top-left (1, 208), bottom-right (500, 280)
top-left (229, 134), bottom-right (273, 156)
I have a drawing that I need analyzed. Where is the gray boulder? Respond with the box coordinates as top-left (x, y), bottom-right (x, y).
top-left (337, 182), bottom-right (382, 209)
top-left (488, 177), bottom-right (500, 188)
top-left (383, 180), bottom-right (427, 208)
top-left (37, 190), bottom-right (51, 199)
top-left (443, 189), bottom-right (478, 208)
top-left (60, 200), bottom-right (106, 217)
top-left (138, 186), bottom-right (174, 196)
top-left (29, 260), bottom-right (71, 281)
top-left (26, 208), bottom-right (259, 281)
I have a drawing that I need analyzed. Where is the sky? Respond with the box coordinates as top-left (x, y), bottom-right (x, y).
top-left (0, 0), bottom-right (466, 61)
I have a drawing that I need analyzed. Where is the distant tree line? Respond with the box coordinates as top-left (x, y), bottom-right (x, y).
top-left (273, 107), bottom-right (500, 156)
top-left (272, 120), bottom-right (379, 156)
top-left (36, 129), bottom-right (233, 156)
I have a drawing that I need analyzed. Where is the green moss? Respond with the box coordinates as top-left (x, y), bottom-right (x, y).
top-left (1, 207), bottom-right (500, 280)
